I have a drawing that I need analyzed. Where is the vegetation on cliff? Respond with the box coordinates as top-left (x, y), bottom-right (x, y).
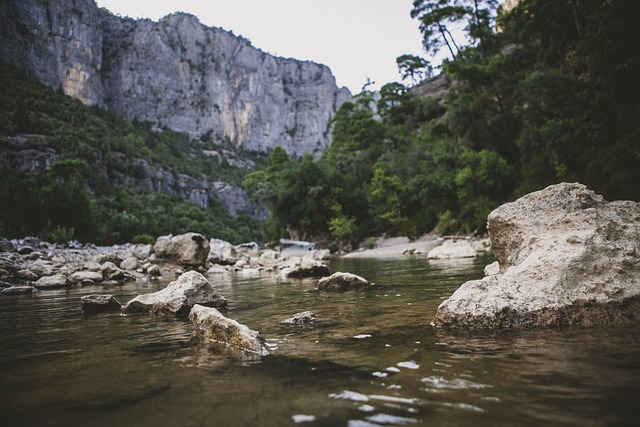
top-left (244, 0), bottom-right (640, 246)
top-left (0, 62), bottom-right (263, 244)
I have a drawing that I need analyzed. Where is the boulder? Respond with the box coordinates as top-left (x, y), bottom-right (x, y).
top-left (146, 264), bottom-right (161, 277)
top-left (100, 262), bottom-right (127, 281)
top-left (0, 239), bottom-right (15, 252)
top-left (122, 271), bottom-right (227, 316)
top-left (131, 244), bottom-right (154, 260)
top-left (432, 183), bottom-right (640, 329)
top-left (280, 257), bottom-right (330, 278)
top-left (258, 249), bottom-right (280, 267)
top-left (155, 233), bottom-right (210, 267)
top-left (120, 257), bottom-right (139, 271)
top-left (427, 239), bottom-right (477, 260)
top-left (81, 294), bottom-right (122, 314)
top-left (189, 304), bottom-right (268, 359)
top-left (318, 272), bottom-right (370, 291)
top-left (34, 274), bottom-right (70, 288)
top-left (208, 239), bottom-right (238, 265)
top-left (282, 311), bottom-right (316, 325)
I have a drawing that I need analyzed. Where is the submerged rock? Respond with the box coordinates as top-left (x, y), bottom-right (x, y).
top-left (1, 286), bottom-right (35, 295)
top-left (432, 183), bottom-right (640, 329)
top-left (155, 233), bottom-right (210, 267)
top-left (122, 271), bottom-right (227, 316)
top-left (81, 294), bottom-right (122, 314)
top-left (189, 304), bottom-right (268, 359)
top-left (318, 272), bottom-right (370, 291)
top-left (282, 311), bottom-right (316, 325)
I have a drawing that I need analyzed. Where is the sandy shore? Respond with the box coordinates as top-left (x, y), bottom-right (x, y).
top-left (341, 235), bottom-right (441, 258)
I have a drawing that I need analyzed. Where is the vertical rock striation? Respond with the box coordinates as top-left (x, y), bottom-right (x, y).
top-left (0, 0), bottom-right (351, 158)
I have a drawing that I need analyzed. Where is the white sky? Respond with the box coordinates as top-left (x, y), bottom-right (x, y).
top-left (94, 0), bottom-right (431, 93)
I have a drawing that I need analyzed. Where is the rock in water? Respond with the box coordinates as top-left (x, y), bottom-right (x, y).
top-left (189, 304), bottom-right (268, 359)
top-left (432, 183), bottom-right (640, 329)
top-left (427, 239), bottom-right (477, 259)
top-left (282, 311), bottom-right (316, 325)
top-left (122, 271), bottom-right (227, 316)
top-left (81, 294), bottom-right (122, 314)
top-left (154, 233), bottom-right (210, 267)
top-left (318, 272), bottom-right (369, 291)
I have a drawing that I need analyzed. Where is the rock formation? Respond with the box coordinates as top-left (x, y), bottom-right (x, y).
top-left (427, 239), bottom-right (477, 260)
top-left (154, 233), bottom-right (210, 267)
top-left (189, 304), bottom-right (268, 359)
top-left (432, 183), bottom-right (640, 329)
top-left (122, 271), bottom-right (227, 316)
top-left (0, 0), bottom-right (351, 158)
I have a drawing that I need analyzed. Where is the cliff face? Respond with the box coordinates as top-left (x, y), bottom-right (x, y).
top-left (0, 0), bottom-right (351, 157)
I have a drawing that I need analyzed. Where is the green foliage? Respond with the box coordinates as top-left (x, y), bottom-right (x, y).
top-left (132, 234), bottom-right (156, 245)
top-left (0, 61), bottom-right (263, 244)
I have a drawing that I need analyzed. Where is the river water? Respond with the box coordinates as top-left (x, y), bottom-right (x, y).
top-left (1, 255), bottom-right (639, 426)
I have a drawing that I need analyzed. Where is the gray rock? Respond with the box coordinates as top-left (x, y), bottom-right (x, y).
top-left (318, 272), bottom-right (370, 291)
top-left (1, 286), bottom-right (35, 295)
top-left (189, 304), bottom-right (268, 359)
top-left (34, 274), bottom-right (70, 288)
top-left (282, 311), bottom-right (316, 325)
top-left (146, 264), bottom-right (161, 277)
top-left (122, 271), bottom-right (227, 316)
top-left (280, 257), bottom-right (330, 279)
top-left (81, 294), bottom-right (122, 314)
top-left (154, 233), bottom-right (210, 267)
top-left (208, 239), bottom-right (239, 265)
top-left (15, 269), bottom-right (39, 281)
top-left (131, 244), bottom-right (154, 260)
top-left (0, 239), bottom-right (15, 252)
top-left (100, 262), bottom-right (126, 281)
top-left (432, 183), bottom-right (640, 329)
top-left (120, 257), bottom-right (139, 271)
top-left (70, 271), bottom-right (104, 284)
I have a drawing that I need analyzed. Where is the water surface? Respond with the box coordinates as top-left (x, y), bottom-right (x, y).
top-left (1, 255), bottom-right (638, 426)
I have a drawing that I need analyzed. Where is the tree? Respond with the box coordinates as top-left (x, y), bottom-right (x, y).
top-left (396, 54), bottom-right (432, 86)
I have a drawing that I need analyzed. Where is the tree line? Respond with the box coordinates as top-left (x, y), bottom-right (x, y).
top-left (244, 0), bottom-right (640, 248)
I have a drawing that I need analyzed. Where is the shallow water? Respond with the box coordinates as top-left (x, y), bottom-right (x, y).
top-left (1, 255), bottom-right (639, 426)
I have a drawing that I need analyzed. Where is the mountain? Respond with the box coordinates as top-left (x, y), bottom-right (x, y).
top-left (0, 0), bottom-right (351, 158)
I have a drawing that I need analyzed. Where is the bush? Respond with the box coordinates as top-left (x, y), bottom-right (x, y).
top-left (132, 234), bottom-right (156, 245)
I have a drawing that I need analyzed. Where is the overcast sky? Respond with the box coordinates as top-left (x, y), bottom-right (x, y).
top-left (95, 0), bottom-right (431, 93)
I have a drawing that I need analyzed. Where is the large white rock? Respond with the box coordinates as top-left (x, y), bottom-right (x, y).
top-left (154, 233), bottom-right (210, 267)
top-left (122, 271), bottom-right (227, 316)
top-left (189, 304), bottom-right (268, 359)
top-left (318, 272), bottom-right (369, 291)
top-left (432, 183), bottom-right (640, 328)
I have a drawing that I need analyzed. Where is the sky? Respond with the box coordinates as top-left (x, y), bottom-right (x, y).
top-left (94, 0), bottom-right (431, 93)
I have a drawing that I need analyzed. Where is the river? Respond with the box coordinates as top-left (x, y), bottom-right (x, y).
top-left (1, 254), bottom-right (639, 426)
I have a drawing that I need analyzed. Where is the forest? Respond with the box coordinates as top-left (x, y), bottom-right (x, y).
top-left (243, 0), bottom-right (640, 247)
top-left (1, 0), bottom-right (638, 248)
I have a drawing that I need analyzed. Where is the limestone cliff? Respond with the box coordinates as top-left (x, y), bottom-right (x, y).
top-left (0, 0), bottom-right (351, 157)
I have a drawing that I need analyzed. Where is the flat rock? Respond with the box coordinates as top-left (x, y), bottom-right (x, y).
top-left (1, 286), bottom-right (36, 295)
top-left (189, 304), bottom-right (268, 359)
top-left (71, 271), bottom-right (104, 284)
top-left (318, 272), bottom-right (370, 291)
top-left (34, 274), bottom-right (70, 288)
top-left (432, 183), bottom-right (640, 329)
top-left (122, 271), bottom-right (227, 316)
top-left (81, 294), bottom-right (122, 314)
top-left (427, 239), bottom-right (477, 260)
